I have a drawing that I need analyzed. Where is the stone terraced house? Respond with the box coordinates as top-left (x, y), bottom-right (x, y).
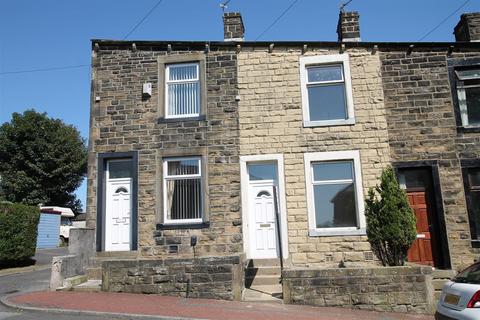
top-left (83, 9), bottom-right (480, 310)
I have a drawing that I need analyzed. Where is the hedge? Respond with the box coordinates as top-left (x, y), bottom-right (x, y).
top-left (0, 202), bottom-right (40, 267)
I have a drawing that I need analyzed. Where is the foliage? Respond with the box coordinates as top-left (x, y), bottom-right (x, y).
top-left (0, 110), bottom-right (87, 212)
top-left (0, 202), bottom-right (40, 267)
top-left (365, 167), bottom-right (417, 266)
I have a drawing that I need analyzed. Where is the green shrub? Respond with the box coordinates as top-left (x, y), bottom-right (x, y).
top-left (0, 202), bottom-right (40, 267)
top-left (365, 167), bottom-right (417, 266)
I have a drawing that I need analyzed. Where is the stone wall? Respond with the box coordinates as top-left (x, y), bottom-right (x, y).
top-left (282, 266), bottom-right (434, 314)
top-left (380, 49), bottom-right (480, 269)
top-left (87, 43), bottom-right (241, 258)
top-left (102, 255), bottom-right (244, 300)
top-left (237, 48), bottom-right (391, 267)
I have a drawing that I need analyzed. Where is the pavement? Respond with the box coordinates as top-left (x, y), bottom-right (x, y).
top-left (2, 290), bottom-right (434, 320)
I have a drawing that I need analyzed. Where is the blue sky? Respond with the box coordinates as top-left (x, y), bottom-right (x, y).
top-left (1, 0), bottom-right (479, 210)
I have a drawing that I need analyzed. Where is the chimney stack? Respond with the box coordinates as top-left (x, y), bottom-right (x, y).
top-left (454, 13), bottom-right (480, 42)
top-left (337, 11), bottom-right (361, 42)
top-left (223, 12), bottom-right (245, 41)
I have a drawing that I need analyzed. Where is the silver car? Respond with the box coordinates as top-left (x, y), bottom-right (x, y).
top-left (436, 262), bottom-right (480, 320)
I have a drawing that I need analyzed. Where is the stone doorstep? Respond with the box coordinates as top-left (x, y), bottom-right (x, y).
top-left (245, 274), bottom-right (282, 286)
top-left (245, 259), bottom-right (281, 268)
top-left (245, 266), bottom-right (281, 277)
top-left (94, 251), bottom-right (139, 259)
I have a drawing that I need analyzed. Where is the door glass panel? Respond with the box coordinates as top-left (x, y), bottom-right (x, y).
top-left (314, 183), bottom-right (356, 228)
top-left (257, 190), bottom-right (271, 197)
top-left (108, 160), bottom-right (132, 179)
top-left (248, 163), bottom-right (277, 181)
top-left (397, 168), bottom-right (432, 190)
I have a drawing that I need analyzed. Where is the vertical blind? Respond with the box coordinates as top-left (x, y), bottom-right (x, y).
top-left (164, 158), bottom-right (202, 221)
top-left (166, 63), bottom-right (200, 117)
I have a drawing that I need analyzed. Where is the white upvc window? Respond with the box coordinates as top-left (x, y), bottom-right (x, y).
top-left (299, 54), bottom-right (355, 127)
top-left (163, 156), bottom-right (203, 224)
top-left (165, 63), bottom-right (200, 118)
top-left (455, 68), bottom-right (480, 127)
top-left (304, 150), bottom-right (365, 236)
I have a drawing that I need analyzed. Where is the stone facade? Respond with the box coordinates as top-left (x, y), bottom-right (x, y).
top-left (283, 266), bottom-right (434, 313)
top-left (87, 43), bottom-right (242, 259)
top-left (380, 49), bottom-right (480, 269)
top-left (238, 48), bottom-right (391, 267)
top-left (102, 255), bottom-right (244, 300)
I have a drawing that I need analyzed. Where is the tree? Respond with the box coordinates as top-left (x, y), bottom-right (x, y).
top-left (365, 166), bottom-right (417, 266)
top-left (0, 110), bottom-right (87, 212)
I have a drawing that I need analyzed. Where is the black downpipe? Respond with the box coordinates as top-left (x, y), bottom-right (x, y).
top-left (273, 186), bottom-right (284, 283)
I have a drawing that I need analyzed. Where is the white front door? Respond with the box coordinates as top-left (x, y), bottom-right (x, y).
top-left (105, 160), bottom-right (132, 251)
top-left (248, 182), bottom-right (278, 259)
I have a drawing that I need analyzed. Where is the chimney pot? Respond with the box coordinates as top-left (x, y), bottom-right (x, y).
top-left (337, 11), bottom-right (361, 42)
top-left (223, 12), bottom-right (245, 42)
top-left (454, 12), bottom-right (480, 42)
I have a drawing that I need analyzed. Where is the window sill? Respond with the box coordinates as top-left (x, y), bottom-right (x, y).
top-left (303, 118), bottom-right (355, 128)
top-left (157, 115), bottom-right (206, 123)
top-left (156, 222), bottom-right (210, 230)
top-left (309, 227), bottom-right (366, 237)
top-left (458, 125), bottom-right (480, 133)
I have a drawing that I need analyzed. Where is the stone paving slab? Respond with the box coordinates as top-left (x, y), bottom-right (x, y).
top-left (4, 291), bottom-right (434, 320)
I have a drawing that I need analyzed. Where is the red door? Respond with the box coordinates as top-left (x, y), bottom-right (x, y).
top-left (406, 191), bottom-right (434, 266)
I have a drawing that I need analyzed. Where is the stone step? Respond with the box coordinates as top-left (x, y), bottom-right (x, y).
top-left (243, 284), bottom-right (283, 303)
top-left (86, 267), bottom-right (102, 280)
top-left (245, 266), bottom-right (281, 277)
top-left (95, 251), bottom-right (138, 259)
top-left (90, 252), bottom-right (138, 267)
top-left (432, 269), bottom-right (456, 280)
top-left (243, 288), bottom-right (283, 303)
top-left (245, 259), bottom-right (281, 268)
top-left (72, 279), bottom-right (102, 292)
top-left (245, 275), bottom-right (281, 286)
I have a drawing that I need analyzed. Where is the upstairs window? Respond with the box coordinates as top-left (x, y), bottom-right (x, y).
top-left (163, 157), bottom-right (203, 224)
top-left (165, 63), bottom-right (200, 118)
top-left (455, 69), bottom-right (480, 127)
top-left (300, 54), bottom-right (355, 127)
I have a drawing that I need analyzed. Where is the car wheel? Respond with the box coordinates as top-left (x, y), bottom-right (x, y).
top-left (59, 236), bottom-right (68, 247)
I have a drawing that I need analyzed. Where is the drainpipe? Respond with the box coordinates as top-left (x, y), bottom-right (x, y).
top-left (273, 186), bottom-right (284, 283)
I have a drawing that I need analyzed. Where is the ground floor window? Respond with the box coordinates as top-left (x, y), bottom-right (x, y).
top-left (304, 150), bottom-right (365, 236)
top-left (163, 157), bottom-right (203, 224)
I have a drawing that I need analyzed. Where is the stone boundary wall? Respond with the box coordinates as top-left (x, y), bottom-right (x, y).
top-left (282, 266), bottom-right (434, 314)
top-left (50, 228), bottom-right (95, 290)
top-left (102, 255), bottom-right (244, 301)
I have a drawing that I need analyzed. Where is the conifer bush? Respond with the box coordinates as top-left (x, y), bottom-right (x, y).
top-left (365, 167), bottom-right (417, 266)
